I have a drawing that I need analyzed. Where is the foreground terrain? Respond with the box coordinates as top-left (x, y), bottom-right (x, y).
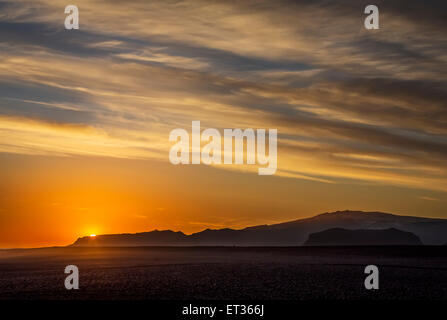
top-left (0, 246), bottom-right (446, 300)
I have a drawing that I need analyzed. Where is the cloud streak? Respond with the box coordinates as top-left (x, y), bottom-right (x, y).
top-left (0, 0), bottom-right (446, 191)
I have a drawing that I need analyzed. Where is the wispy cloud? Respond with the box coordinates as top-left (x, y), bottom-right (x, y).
top-left (419, 196), bottom-right (440, 201)
top-left (0, 0), bottom-right (446, 192)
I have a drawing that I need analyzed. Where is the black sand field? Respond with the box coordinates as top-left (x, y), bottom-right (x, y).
top-left (0, 246), bottom-right (446, 300)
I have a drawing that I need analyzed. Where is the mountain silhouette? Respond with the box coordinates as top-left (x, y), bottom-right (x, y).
top-left (71, 210), bottom-right (447, 246)
top-left (73, 230), bottom-right (187, 247)
top-left (304, 228), bottom-right (422, 246)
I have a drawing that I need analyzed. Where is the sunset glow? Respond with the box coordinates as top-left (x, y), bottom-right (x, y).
top-left (0, 0), bottom-right (446, 248)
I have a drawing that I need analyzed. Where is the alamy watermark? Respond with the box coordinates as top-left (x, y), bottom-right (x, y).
top-left (64, 5), bottom-right (79, 30)
top-left (364, 265), bottom-right (379, 290)
top-left (64, 265), bottom-right (79, 290)
top-left (364, 5), bottom-right (379, 29)
top-left (169, 121), bottom-right (277, 175)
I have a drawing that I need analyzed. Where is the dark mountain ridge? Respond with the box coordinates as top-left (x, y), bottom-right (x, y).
top-left (304, 228), bottom-right (423, 246)
top-left (71, 210), bottom-right (447, 246)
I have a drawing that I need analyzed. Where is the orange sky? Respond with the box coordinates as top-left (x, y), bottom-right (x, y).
top-left (1, 153), bottom-right (446, 248)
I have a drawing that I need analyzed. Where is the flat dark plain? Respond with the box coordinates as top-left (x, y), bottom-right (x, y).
top-left (0, 246), bottom-right (446, 300)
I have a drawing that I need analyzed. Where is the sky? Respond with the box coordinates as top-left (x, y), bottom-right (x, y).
top-left (0, 0), bottom-right (446, 248)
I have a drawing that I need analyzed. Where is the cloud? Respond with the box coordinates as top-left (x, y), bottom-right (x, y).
top-left (419, 196), bottom-right (439, 201)
top-left (0, 0), bottom-right (446, 192)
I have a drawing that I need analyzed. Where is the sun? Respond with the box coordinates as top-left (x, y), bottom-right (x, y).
top-left (90, 234), bottom-right (96, 237)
